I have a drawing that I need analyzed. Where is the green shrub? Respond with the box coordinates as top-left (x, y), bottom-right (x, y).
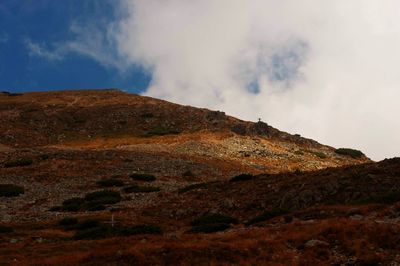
top-left (118, 224), bottom-right (162, 236)
top-left (190, 223), bottom-right (230, 233)
top-left (0, 225), bottom-right (14, 233)
top-left (74, 225), bottom-right (112, 240)
top-left (59, 217), bottom-right (78, 226)
top-left (49, 206), bottom-right (62, 212)
top-left (73, 222), bottom-right (162, 240)
top-left (123, 185), bottom-right (160, 193)
top-left (141, 112), bottom-right (154, 118)
top-left (354, 192), bottom-right (400, 205)
top-left (74, 117), bottom-right (87, 124)
top-left (63, 197), bottom-right (85, 206)
top-left (0, 184), bottom-right (24, 197)
top-left (4, 158), bottom-right (33, 168)
top-left (1, 91), bottom-right (23, 96)
top-left (182, 170), bottom-right (194, 177)
top-left (294, 168), bottom-right (302, 174)
top-left (84, 190), bottom-right (121, 205)
top-left (231, 124), bottom-right (247, 135)
top-left (86, 204), bottom-right (106, 211)
top-left (39, 154), bottom-right (50, 160)
top-left (7, 92), bottom-right (23, 96)
top-left (335, 148), bottom-right (364, 158)
top-left (76, 219), bottom-right (101, 230)
top-left (146, 125), bottom-right (180, 136)
top-left (284, 216), bottom-right (293, 223)
top-left (246, 209), bottom-right (289, 226)
top-left (230, 173), bottom-right (255, 182)
top-left (191, 213), bottom-right (238, 226)
top-left (61, 197), bottom-right (85, 212)
top-left (313, 151), bottom-right (327, 159)
top-left (149, 125), bottom-right (170, 135)
top-left (96, 178), bottom-right (124, 187)
top-left (130, 173), bottom-right (156, 182)
top-left (178, 183), bottom-right (208, 194)
top-left (51, 191), bottom-right (120, 212)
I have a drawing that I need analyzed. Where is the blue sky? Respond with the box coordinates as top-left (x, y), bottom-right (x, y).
top-left (0, 0), bottom-right (150, 93)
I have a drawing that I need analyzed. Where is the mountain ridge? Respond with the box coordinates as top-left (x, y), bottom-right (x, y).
top-left (0, 89), bottom-right (368, 174)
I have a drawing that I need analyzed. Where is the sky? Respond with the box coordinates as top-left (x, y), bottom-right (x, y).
top-left (1, 1), bottom-right (400, 161)
top-left (0, 0), bottom-right (150, 92)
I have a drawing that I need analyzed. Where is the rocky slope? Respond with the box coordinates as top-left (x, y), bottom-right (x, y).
top-left (2, 89), bottom-right (398, 265)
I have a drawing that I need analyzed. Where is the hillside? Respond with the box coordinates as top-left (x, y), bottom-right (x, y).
top-left (2, 89), bottom-right (399, 265)
top-left (0, 89), bottom-right (367, 173)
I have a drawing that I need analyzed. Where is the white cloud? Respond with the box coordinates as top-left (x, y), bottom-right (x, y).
top-left (25, 39), bottom-right (64, 61)
top-left (108, 0), bottom-right (400, 161)
top-left (64, 21), bottom-right (130, 71)
top-left (25, 20), bottom-right (130, 71)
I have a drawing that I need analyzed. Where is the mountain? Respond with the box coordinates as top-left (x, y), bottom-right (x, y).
top-left (0, 89), bottom-right (368, 173)
top-left (1, 89), bottom-right (399, 265)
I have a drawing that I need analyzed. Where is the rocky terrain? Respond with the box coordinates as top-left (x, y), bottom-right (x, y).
top-left (1, 89), bottom-right (399, 265)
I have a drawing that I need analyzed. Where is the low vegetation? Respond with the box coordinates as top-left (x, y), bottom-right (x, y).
top-left (4, 158), bottom-right (33, 168)
top-left (0, 225), bottom-right (14, 233)
top-left (140, 112), bottom-right (154, 118)
top-left (246, 209), bottom-right (289, 226)
top-left (130, 173), bottom-right (156, 182)
top-left (73, 225), bottom-right (111, 240)
top-left (73, 220), bottom-right (162, 240)
top-left (178, 182), bottom-right (208, 194)
top-left (191, 213), bottom-right (238, 226)
top-left (73, 117), bottom-right (87, 124)
top-left (84, 190), bottom-right (121, 205)
top-left (190, 223), bottom-right (231, 233)
top-left (59, 197), bottom-right (86, 212)
top-left (0, 184), bottom-right (24, 197)
top-left (76, 219), bottom-right (100, 230)
top-left (96, 178), bottom-right (124, 187)
top-left (230, 173), bottom-right (255, 182)
top-left (39, 154), bottom-right (50, 160)
top-left (335, 148), bottom-right (364, 158)
top-left (355, 192), bottom-right (400, 205)
top-left (190, 213), bottom-right (238, 233)
top-left (294, 150), bottom-right (304, 155)
top-left (0, 91), bottom-right (23, 96)
top-left (50, 190), bottom-right (121, 212)
top-left (119, 224), bottom-right (162, 236)
top-left (87, 204), bottom-right (106, 211)
top-left (124, 185), bottom-right (160, 193)
top-left (313, 151), bottom-right (327, 159)
top-left (231, 124), bottom-right (247, 135)
top-left (182, 170), bottom-right (195, 178)
top-left (146, 125), bottom-right (180, 136)
top-left (59, 217), bottom-right (78, 227)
